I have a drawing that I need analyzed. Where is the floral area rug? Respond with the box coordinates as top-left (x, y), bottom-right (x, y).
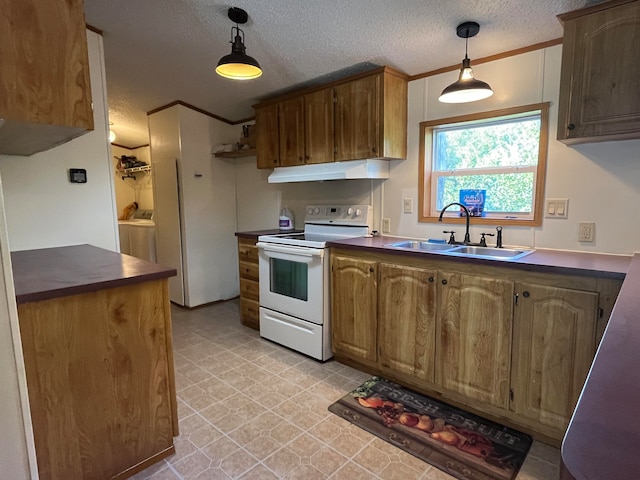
top-left (328, 377), bottom-right (532, 480)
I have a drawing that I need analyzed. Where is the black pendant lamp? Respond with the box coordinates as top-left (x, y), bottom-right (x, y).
top-left (216, 7), bottom-right (262, 80)
top-left (439, 22), bottom-right (493, 103)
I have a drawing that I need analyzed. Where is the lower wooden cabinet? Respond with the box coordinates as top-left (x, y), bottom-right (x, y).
top-left (436, 272), bottom-right (514, 409)
top-left (378, 262), bottom-right (436, 383)
top-left (330, 248), bottom-right (621, 443)
top-left (331, 255), bottom-right (378, 366)
top-left (237, 237), bottom-right (260, 330)
top-left (511, 283), bottom-right (599, 437)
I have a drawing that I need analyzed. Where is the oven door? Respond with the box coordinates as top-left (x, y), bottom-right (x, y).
top-left (257, 242), bottom-right (326, 325)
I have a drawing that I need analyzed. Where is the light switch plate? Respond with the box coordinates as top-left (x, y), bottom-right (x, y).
top-left (382, 218), bottom-right (391, 233)
top-left (403, 198), bottom-right (413, 214)
top-left (545, 198), bottom-right (569, 219)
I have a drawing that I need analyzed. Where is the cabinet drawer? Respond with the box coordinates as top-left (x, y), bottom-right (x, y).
top-left (240, 278), bottom-right (259, 301)
top-left (240, 298), bottom-right (260, 330)
top-left (239, 261), bottom-right (259, 280)
top-left (238, 242), bottom-right (259, 263)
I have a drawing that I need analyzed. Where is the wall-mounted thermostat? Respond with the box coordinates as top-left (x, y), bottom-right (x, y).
top-left (69, 168), bottom-right (87, 183)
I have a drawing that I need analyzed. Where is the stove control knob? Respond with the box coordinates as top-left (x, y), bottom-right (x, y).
top-left (314, 207), bottom-right (320, 214)
top-left (346, 208), bottom-right (353, 215)
top-left (307, 207), bottom-right (314, 215)
top-left (355, 208), bottom-right (362, 217)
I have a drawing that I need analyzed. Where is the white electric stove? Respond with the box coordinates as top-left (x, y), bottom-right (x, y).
top-left (256, 205), bottom-right (372, 360)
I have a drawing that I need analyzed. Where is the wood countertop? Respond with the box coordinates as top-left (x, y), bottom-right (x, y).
top-left (328, 235), bottom-right (638, 479)
top-left (11, 244), bottom-right (177, 304)
top-left (327, 235), bottom-right (630, 278)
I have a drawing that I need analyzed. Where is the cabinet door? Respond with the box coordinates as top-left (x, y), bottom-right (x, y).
top-left (511, 283), bottom-right (598, 432)
top-left (558, 1), bottom-right (640, 143)
top-left (334, 74), bottom-right (380, 161)
top-left (331, 255), bottom-right (377, 365)
top-left (279, 97), bottom-right (305, 166)
top-left (304, 88), bottom-right (334, 164)
top-left (436, 272), bottom-right (513, 409)
top-left (255, 103), bottom-right (280, 168)
top-left (378, 263), bottom-right (436, 383)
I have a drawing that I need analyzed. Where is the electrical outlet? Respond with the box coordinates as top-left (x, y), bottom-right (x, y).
top-left (403, 198), bottom-right (413, 214)
top-left (382, 218), bottom-right (391, 233)
top-left (579, 222), bottom-right (595, 242)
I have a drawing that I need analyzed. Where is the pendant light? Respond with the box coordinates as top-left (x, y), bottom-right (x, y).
top-left (439, 22), bottom-right (493, 104)
top-left (216, 7), bottom-right (262, 80)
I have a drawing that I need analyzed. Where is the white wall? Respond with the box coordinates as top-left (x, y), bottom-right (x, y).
top-left (112, 144), bottom-right (154, 217)
top-left (0, 31), bottom-right (119, 252)
top-left (383, 44), bottom-right (640, 255)
top-left (0, 178), bottom-right (36, 479)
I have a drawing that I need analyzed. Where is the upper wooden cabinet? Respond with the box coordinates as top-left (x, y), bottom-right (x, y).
top-left (255, 103), bottom-right (280, 168)
top-left (304, 89), bottom-right (334, 164)
top-left (0, 0), bottom-right (94, 155)
top-left (557, 0), bottom-right (640, 144)
top-left (279, 97), bottom-right (305, 166)
top-left (254, 67), bottom-right (407, 169)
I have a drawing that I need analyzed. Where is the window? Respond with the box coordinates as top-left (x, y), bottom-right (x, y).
top-left (419, 103), bottom-right (549, 226)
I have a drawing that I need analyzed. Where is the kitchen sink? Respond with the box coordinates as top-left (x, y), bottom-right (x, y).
top-left (384, 241), bottom-right (455, 252)
top-left (446, 245), bottom-right (534, 260)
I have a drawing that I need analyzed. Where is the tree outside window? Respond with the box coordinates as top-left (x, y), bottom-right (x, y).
top-left (419, 103), bottom-right (549, 226)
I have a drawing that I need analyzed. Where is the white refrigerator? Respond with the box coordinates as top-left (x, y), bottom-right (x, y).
top-left (152, 157), bottom-right (239, 307)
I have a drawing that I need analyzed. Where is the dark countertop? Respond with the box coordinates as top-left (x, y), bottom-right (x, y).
top-left (235, 229), bottom-right (303, 239)
top-left (327, 235), bottom-right (630, 278)
top-left (12, 244), bottom-right (177, 304)
top-left (328, 235), bottom-right (638, 479)
top-left (560, 253), bottom-right (640, 480)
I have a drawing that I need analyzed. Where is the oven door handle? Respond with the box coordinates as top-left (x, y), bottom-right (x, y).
top-left (256, 242), bottom-right (324, 257)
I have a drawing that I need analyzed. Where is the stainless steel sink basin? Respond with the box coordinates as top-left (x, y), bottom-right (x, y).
top-left (446, 245), bottom-right (534, 260)
top-left (384, 241), bottom-right (455, 252)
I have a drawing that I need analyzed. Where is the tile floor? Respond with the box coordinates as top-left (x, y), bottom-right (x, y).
top-left (134, 299), bottom-right (561, 480)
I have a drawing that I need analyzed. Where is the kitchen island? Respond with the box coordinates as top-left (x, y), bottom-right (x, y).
top-left (12, 244), bottom-right (178, 480)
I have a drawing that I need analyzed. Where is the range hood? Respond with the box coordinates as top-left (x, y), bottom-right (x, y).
top-left (268, 159), bottom-right (389, 183)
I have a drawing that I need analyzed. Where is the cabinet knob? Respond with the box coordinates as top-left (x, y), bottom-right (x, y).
top-left (273, 159), bottom-right (278, 164)
top-left (567, 123), bottom-right (576, 131)
top-left (523, 291), bottom-right (530, 298)
top-left (299, 156), bottom-right (303, 161)
top-left (371, 147), bottom-right (378, 154)
top-left (441, 279), bottom-right (448, 285)
top-left (428, 276), bottom-right (434, 283)
top-left (369, 267), bottom-right (375, 273)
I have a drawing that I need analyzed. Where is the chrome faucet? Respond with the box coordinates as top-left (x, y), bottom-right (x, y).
top-left (438, 202), bottom-right (471, 244)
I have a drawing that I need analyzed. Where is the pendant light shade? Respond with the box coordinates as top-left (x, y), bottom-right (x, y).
top-left (439, 22), bottom-right (493, 104)
top-left (216, 7), bottom-right (262, 80)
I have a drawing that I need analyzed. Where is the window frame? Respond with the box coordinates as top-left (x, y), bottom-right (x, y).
top-left (418, 102), bottom-right (549, 227)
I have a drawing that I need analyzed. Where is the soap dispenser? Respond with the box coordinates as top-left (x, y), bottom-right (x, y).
top-left (279, 207), bottom-right (294, 230)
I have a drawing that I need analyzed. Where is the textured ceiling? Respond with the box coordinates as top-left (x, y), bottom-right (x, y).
top-left (83, 0), bottom-right (599, 148)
